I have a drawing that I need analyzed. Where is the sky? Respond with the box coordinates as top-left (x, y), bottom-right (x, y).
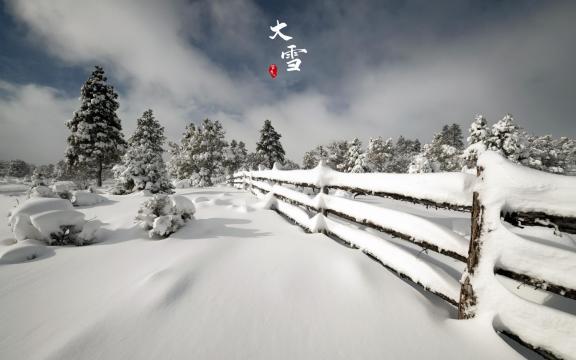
top-left (0, 0), bottom-right (575, 165)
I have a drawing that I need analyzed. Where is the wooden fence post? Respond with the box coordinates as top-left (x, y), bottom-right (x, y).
top-left (320, 186), bottom-right (328, 217)
top-left (458, 167), bottom-right (485, 319)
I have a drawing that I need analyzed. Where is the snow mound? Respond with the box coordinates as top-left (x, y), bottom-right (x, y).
top-left (28, 185), bottom-right (57, 199)
top-left (52, 181), bottom-right (77, 194)
top-left (0, 239), bottom-right (53, 264)
top-left (8, 198), bottom-right (100, 245)
top-left (173, 179), bottom-right (192, 189)
top-left (71, 191), bottom-right (106, 206)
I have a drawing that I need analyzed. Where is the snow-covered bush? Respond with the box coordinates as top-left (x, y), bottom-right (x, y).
top-left (173, 179), bottom-right (192, 189)
top-left (27, 185), bottom-right (58, 199)
top-left (8, 198), bottom-right (100, 245)
top-left (51, 181), bottom-right (77, 200)
top-left (136, 194), bottom-right (195, 238)
top-left (71, 190), bottom-right (106, 206)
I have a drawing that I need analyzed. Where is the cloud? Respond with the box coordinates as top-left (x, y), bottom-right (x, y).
top-left (2, 0), bottom-right (575, 165)
top-left (0, 81), bottom-right (76, 164)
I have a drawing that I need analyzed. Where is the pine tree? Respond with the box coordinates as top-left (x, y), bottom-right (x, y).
top-left (113, 109), bottom-right (173, 194)
top-left (8, 159), bottom-right (30, 178)
top-left (244, 152), bottom-right (267, 170)
top-left (168, 123), bottom-right (199, 180)
top-left (65, 66), bottom-right (126, 186)
top-left (462, 115), bottom-right (490, 171)
top-left (302, 150), bottom-right (319, 169)
top-left (326, 141), bottom-right (349, 170)
top-left (302, 145), bottom-right (329, 169)
top-left (256, 119), bottom-right (285, 168)
top-left (366, 137), bottom-right (393, 172)
top-left (193, 119), bottom-right (227, 186)
top-left (223, 140), bottom-right (248, 175)
top-left (341, 138), bottom-right (367, 172)
top-left (441, 124), bottom-right (464, 149)
top-left (408, 144), bottom-right (434, 173)
top-left (487, 114), bottom-right (523, 161)
top-left (387, 136), bottom-right (421, 173)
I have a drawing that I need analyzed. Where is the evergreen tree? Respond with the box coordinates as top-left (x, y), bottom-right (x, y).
top-left (223, 140), bottom-right (248, 175)
top-left (387, 136), bottom-right (421, 173)
top-left (341, 138), bottom-right (368, 172)
top-left (8, 159), bottom-right (30, 177)
top-left (65, 66), bottom-right (126, 186)
top-left (281, 159), bottom-right (300, 170)
top-left (0, 161), bottom-right (9, 177)
top-left (366, 137), bottom-right (393, 172)
top-left (326, 141), bottom-right (349, 170)
top-left (487, 114), bottom-right (523, 161)
top-left (441, 124), bottom-right (464, 149)
top-left (193, 119), bottom-right (227, 186)
top-left (168, 123), bottom-right (198, 180)
top-left (408, 144), bottom-right (434, 173)
top-left (244, 152), bottom-right (267, 170)
top-left (113, 110), bottom-right (173, 194)
top-left (302, 145), bottom-right (329, 169)
top-left (256, 119), bottom-right (285, 168)
top-left (462, 115), bottom-right (490, 171)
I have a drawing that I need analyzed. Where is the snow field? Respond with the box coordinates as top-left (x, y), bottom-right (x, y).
top-left (0, 186), bottom-right (529, 360)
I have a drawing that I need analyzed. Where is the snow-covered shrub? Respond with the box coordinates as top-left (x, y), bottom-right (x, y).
top-left (136, 194), bottom-right (195, 238)
top-left (8, 198), bottom-right (100, 245)
top-left (173, 179), bottom-right (192, 189)
top-left (27, 185), bottom-right (58, 199)
top-left (51, 181), bottom-right (77, 200)
top-left (71, 190), bottom-right (106, 206)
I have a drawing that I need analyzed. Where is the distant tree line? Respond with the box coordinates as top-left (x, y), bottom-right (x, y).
top-left (4, 66), bottom-right (575, 192)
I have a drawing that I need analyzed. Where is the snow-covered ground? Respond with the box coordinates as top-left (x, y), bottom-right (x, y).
top-left (0, 183), bottom-right (557, 359)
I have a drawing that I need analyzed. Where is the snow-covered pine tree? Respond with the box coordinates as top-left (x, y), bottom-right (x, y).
top-left (302, 145), bottom-right (329, 169)
top-left (244, 152), bottom-right (267, 170)
top-left (168, 123), bottom-right (200, 180)
top-left (256, 120), bottom-right (285, 169)
top-left (193, 119), bottom-right (227, 186)
top-left (7, 159), bottom-right (30, 178)
top-left (281, 159), bottom-right (300, 170)
top-left (487, 114), bottom-right (523, 161)
top-left (302, 150), bottom-right (318, 169)
top-left (113, 109), bottom-right (173, 194)
top-left (366, 137), bottom-right (393, 172)
top-left (387, 136), bottom-right (421, 173)
top-left (326, 141), bottom-right (349, 170)
top-left (65, 66), bottom-right (126, 186)
top-left (223, 140), bottom-right (248, 176)
top-left (341, 138), bottom-right (368, 173)
top-left (408, 144), bottom-right (434, 173)
top-left (441, 124), bottom-right (465, 149)
top-left (462, 115), bottom-right (489, 171)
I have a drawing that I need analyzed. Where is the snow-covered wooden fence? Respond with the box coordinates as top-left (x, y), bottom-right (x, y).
top-left (459, 152), bottom-right (576, 360)
top-left (230, 152), bottom-right (576, 360)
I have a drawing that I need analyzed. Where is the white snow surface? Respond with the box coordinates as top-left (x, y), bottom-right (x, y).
top-left (0, 186), bottom-right (541, 360)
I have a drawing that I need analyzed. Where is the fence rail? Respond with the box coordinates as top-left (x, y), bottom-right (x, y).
top-left (231, 152), bottom-right (576, 360)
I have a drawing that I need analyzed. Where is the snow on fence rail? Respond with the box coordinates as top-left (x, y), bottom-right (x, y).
top-left (231, 152), bottom-right (576, 360)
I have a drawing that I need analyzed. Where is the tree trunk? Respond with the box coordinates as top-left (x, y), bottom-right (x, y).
top-left (96, 159), bottom-right (103, 187)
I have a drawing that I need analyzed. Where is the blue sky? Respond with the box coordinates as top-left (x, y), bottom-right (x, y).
top-left (1, 0), bottom-right (574, 164)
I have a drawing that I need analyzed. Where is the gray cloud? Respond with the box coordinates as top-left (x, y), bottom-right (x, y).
top-left (1, 0), bottom-right (575, 165)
